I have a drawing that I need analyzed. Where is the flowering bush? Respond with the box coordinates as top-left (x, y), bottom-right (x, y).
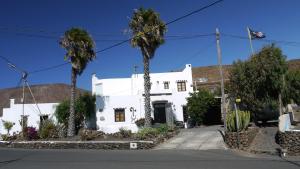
top-left (27, 127), bottom-right (39, 140)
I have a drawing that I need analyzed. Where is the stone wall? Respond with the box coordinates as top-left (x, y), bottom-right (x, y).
top-left (225, 127), bottom-right (258, 149)
top-left (0, 130), bottom-right (179, 150)
top-left (0, 141), bottom-right (154, 150)
top-left (276, 131), bottom-right (300, 156)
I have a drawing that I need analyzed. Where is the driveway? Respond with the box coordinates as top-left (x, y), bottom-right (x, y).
top-left (156, 125), bottom-right (227, 150)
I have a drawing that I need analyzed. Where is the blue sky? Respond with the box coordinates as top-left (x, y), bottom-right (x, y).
top-left (0, 0), bottom-right (299, 90)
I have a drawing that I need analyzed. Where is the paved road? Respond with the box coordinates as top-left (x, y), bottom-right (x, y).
top-left (156, 125), bottom-right (227, 150)
top-left (0, 148), bottom-right (299, 169)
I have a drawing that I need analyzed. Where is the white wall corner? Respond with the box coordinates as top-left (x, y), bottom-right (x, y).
top-left (92, 73), bottom-right (97, 81)
top-left (10, 99), bottom-right (15, 107)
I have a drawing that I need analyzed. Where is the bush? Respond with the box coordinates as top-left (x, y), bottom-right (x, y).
top-left (226, 110), bottom-right (250, 132)
top-left (156, 124), bottom-right (169, 134)
top-left (228, 45), bottom-right (288, 122)
top-left (79, 129), bottom-right (105, 141)
top-left (135, 118), bottom-right (145, 127)
top-left (135, 118), bottom-right (154, 128)
top-left (2, 120), bottom-right (15, 135)
top-left (186, 89), bottom-right (220, 126)
top-left (1, 134), bottom-right (9, 141)
top-left (118, 128), bottom-right (132, 138)
top-left (55, 93), bottom-right (96, 134)
top-left (27, 127), bottom-right (39, 140)
top-left (136, 128), bottom-right (160, 140)
top-left (39, 120), bottom-right (58, 139)
top-left (1, 134), bottom-right (18, 141)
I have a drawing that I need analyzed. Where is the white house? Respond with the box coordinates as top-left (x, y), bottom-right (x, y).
top-left (0, 84), bottom-right (88, 135)
top-left (92, 64), bottom-right (193, 133)
top-left (0, 99), bottom-right (58, 134)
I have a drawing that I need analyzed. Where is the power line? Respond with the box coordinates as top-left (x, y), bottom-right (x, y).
top-left (0, 29), bottom-right (215, 43)
top-left (222, 33), bottom-right (300, 47)
top-left (11, 0), bottom-right (224, 74)
top-left (1, 33), bottom-right (215, 75)
top-left (166, 0), bottom-right (223, 25)
top-left (28, 62), bottom-right (70, 74)
top-left (96, 41), bottom-right (216, 95)
top-left (95, 0), bottom-right (223, 53)
top-left (0, 55), bottom-right (25, 73)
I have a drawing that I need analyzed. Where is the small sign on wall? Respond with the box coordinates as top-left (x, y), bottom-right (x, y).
top-left (130, 142), bottom-right (137, 149)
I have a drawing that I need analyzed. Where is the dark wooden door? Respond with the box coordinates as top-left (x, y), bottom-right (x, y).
top-left (154, 103), bottom-right (166, 123)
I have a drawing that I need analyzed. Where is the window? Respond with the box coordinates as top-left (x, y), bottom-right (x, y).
top-left (115, 108), bottom-right (125, 122)
top-left (177, 81), bottom-right (186, 92)
top-left (40, 115), bottom-right (49, 126)
top-left (40, 115), bottom-right (48, 122)
top-left (164, 81), bottom-right (169, 89)
top-left (95, 83), bottom-right (103, 96)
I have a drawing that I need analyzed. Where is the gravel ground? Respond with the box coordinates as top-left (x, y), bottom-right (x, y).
top-left (249, 127), bottom-right (281, 155)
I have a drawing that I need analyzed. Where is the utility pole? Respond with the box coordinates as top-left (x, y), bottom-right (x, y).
top-left (247, 27), bottom-right (255, 56)
top-left (279, 75), bottom-right (285, 116)
top-left (216, 28), bottom-right (226, 130)
top-left (134, 65), bottom-right (138, 77)
top-left (22, 76), bottom-right (25, 131)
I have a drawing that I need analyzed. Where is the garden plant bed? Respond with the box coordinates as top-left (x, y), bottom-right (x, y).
top-left (0, 140), bottom-right (155, 150)
top-left (225, 127), bottom-right (259, 150)
top-left (0, 128), bottom-right (179, 150)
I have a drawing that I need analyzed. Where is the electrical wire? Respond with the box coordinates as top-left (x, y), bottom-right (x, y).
top-left (222, 33), bottom-right (300, 47)
top-left (1, 0), bottom-right (224, 75)
top-left (94, 41), bottom-right (216, 95)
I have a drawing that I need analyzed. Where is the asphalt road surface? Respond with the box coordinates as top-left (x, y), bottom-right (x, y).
top-left (0, 148), bottom-right (299, 169)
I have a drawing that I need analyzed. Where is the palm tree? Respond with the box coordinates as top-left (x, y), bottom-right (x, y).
top-left (129, 8), bottom-right (166, 127)
top-left (60, 28), bottom-right (96, 136)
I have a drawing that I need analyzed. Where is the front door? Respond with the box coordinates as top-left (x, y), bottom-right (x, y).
top-left (153, 103), bottom-right (166, 123)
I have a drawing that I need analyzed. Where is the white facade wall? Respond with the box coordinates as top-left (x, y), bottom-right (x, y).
top-left (92, 64), bottom-right (193, 133)
top-left (0, 99), bottom-right (58, 135)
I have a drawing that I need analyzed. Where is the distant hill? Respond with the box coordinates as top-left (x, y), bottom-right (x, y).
top-left (288, 59), bottom-right (300, 71)
top-left (192, 59), bottom-right (300, 90)
top-left (0, 83), bottom-right (89, 116)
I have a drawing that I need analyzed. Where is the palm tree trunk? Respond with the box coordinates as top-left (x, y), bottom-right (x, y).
top-left (67, 67), bottom-right (77, 136)
top-left (143, 52), bottom-right (152, 128)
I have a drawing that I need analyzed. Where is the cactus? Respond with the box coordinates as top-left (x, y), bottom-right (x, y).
top-left (226, 110), bottom-right (250, 132)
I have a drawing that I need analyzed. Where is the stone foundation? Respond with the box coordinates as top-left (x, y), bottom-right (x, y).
top-left (276, 131), bottom-right (300, 156)
top-left (0, 130), bottom-right (179, 150)
top-left (225, 128), bottom-right (258, 149)
top-left (0, 141), bottom-right (154, 150)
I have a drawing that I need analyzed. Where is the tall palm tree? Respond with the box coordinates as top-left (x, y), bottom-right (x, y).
top-left (129, 8), bottom-right (166, 127)
top-left (60, 28), bottom-right (96, 136)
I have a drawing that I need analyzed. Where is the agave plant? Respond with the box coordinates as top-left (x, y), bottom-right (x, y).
top-left (226, 110), bottom-right (250, 132)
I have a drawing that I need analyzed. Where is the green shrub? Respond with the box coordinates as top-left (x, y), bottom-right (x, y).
top-left (136, 127), bottom-right (159, 140)
top-left (1, 134), bottom-right (17, 141)
top-left (135, 118), bottom-right (154, 127)
top-left (118, 128), bottom-right (132, 138)
top-left (186, 89), bottom-right (220, 126)
top-left (39, 120), bottom-right (58, 139)
top-left (1, 134), bottom-right (8, 141)
top-left (55, 93), bottom-right (96, 134)
top-left (226, 110), bottom-right (250, 132)
top-left (156, 124), bottom-right (169, 134)
top-left (79, 129), bottom-right (105, 141)
top-left (135, 118), bottom-right (145, 127)
top-left (2, 120), bottom-right (15, 135)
